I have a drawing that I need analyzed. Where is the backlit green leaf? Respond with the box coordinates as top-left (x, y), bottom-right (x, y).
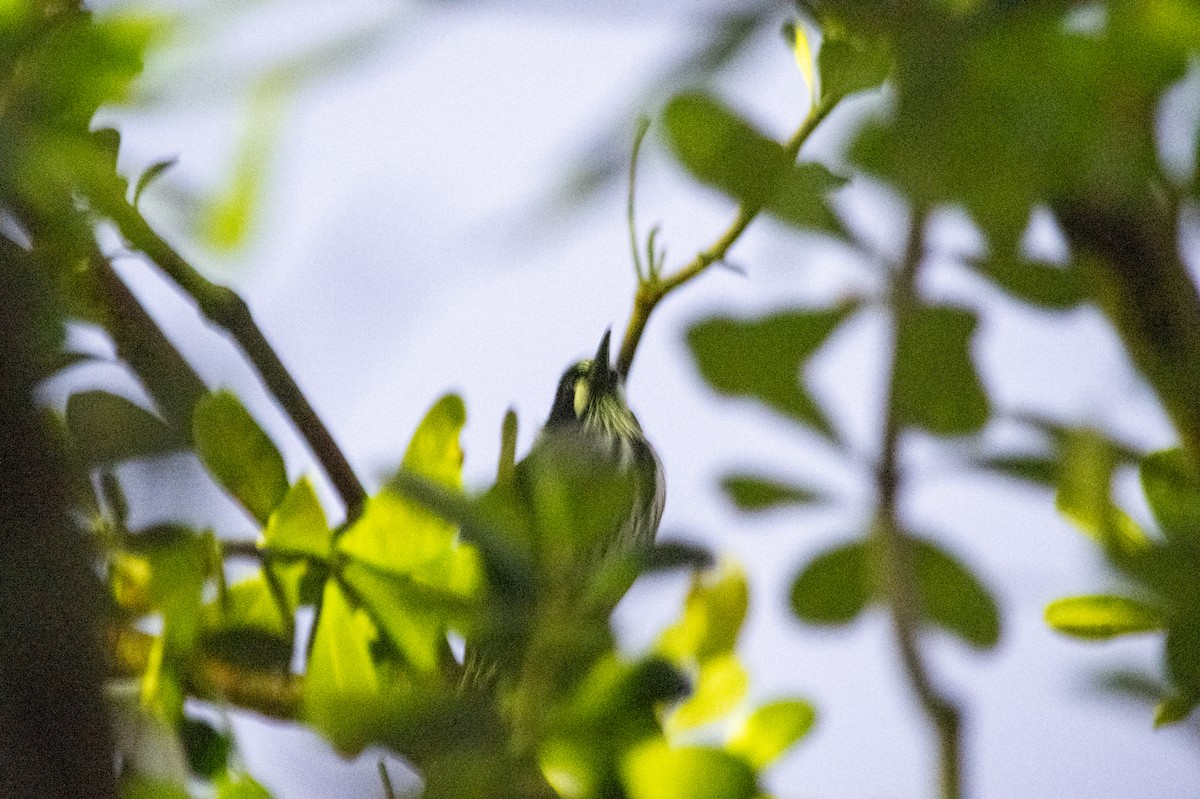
top-left (663, 92), bottom-right (789, 209)
top-left (262, 476), bottom-right (331, 559)
top-left (341, 395), bottom-right (466, 574)
top-left (1141, 448), bottom-right (1200, 542)
top-left (193, 390), bottom-right (288, 525)
top-left (727, 698), bottom-right (816, 769)
top-left (215, 772), bottom-right (274, 799)
top-left (790, 539), bottom-right (870, 625)
top-left (722, 473), bottom-right (823, 512)
top-left (667, 654), bottom-right (748, 734)
top-left (892, 305), bottom-right (989, 436)
top-left (912, 538), bottom-right (1001, 649)
top-left (305, 580), bottom-right (379, 753)
top-left (1154, 692), bottom-right (1197, 728)
top-left (970, 257), bottom-right (1087, 311)
top-left (1044, 594), bottom-right (1162, 640)
top-left (688, 305), bottom-right (855, 437)
top-left (818, 32), bottom-right (891, 105)
top-left (1056, 427), bottom-right (1150, 555)
top-left (659, 564), bottom-right (749, 665)
top-left (65, 390), bottom-right (181, 465)
top-left (622, 740), bottom-right (757, 799)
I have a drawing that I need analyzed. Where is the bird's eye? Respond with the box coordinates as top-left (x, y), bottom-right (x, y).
top-left (573, 378), bottom-right (589, 417)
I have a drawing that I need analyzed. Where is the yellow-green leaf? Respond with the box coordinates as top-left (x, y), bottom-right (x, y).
top-left (1045, 594), bottom-right (1163, 640)
top-left (262, 477), bottom-right (331, 559)
top-left (193, 390), bottom-right (288, 525)
top-left (727, 699), bottom-right (816, 769)
top-left (622, 740), bottom-right (756, 799)
top-left (667, 654), bottom-right (748, 734)
top-left (305, 581), bottom-right (379, 753)
top-left (658, 563), bottom-right (748, 665)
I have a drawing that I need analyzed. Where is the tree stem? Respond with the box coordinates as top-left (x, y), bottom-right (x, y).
top-left (877, 206), bottom-right (964, 799)
top-left (616, 96), bottom-right (836, 381)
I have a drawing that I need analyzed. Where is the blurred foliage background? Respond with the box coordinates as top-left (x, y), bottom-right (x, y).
top-left (3, 1), bottom-right (1200, 798)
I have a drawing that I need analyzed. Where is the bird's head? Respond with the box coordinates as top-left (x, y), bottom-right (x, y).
top-left (546, 329), bottom-right (639, 438)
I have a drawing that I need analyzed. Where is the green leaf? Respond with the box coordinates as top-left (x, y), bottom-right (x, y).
top-left (663, 92), bottom-right (790, 209)
top-left (622, 740), bottom-right (757, 799)
top-left (722, 473), bottom-right (823, 512)
top-left (1056, 427), bottom-right (1150, 555)
top-left (727, 698), bottom-right (816, 769)
top-left (975, 454), bottom-right (1059, 488)
top-left (1141, 448), bottom-right (1200, 542)
top-left (65, 390), bottom-right (181, 465)
top-left (1166, 623), bottom-right (1200, 696)
top-left (193, 390), bottom-right (288, 525)
top-left (341, 559), bottom-right (480, 675)
top-left (180, 716), bottom-right (231, 779)
top-left (305, 580), bottom-right (379, 754)
top-left (688, 305), bottom-right (855, 436)
top-left (790, 539), bottom-right (870, 625)
top-left (666, 654), bottom-right (748, 734)
top-left (970, 257), bottom-right (1087, 311)
top-left (762, 161), bottom-right (846, 233)
top-left (133, 157), bottom-right (177, 207)
top-left (262, 476), bottom-right (331, 558)
top-left (912, 538), bottom-right (1001, 649)
top-left (206, 564), bottom-right (303, 636)
top-left (1044, 595), bottom-right (1163, 640)
top-left (119, 774), bottom-right (191, 799)
top-left (892, 305), bottom-right (989, 436)
top-left (1154, 691), bottom-right (1197, 728)
top-left (215, 772), bottom-right (274, 799)
top-left (818, 32), bottom-right (891, 105)
top-left (341, 394), bottom-right (466, 574)
top-left (200, 627), bottom-right (293, 673)
top-left (658, 564), bottom-right (749, 665)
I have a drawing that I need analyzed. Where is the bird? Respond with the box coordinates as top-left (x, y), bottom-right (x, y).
top-left (537, 328), bottom-right (665, 563)
top-left (459, 329), bottom-right (664, 693)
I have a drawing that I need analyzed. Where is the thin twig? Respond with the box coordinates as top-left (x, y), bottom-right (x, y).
top-left (876, 206), bottom-right (963, 799)
top-left (95, 196), bottom-right (367, 521)
top-left (627, 115), bottom-right (652, 281)
top-left (616, 96), bottom-right (836, 380)
top-left (378, 760), bottom-right (398, 799)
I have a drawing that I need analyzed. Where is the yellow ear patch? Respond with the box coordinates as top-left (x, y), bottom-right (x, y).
top-left (573, 378), bottom-right (589, 417)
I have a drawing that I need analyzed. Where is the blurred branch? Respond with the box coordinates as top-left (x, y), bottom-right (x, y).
top-left (93, 195), bottom-right (367, 521)
top-left (616, 96), bottom-right (836, 380)
top-left (1055, 199), bottom-right (1200, 472)
top-left (876, 206), bottom-right (963, 799)
top-left (107, 625), bottom-right (302, 721)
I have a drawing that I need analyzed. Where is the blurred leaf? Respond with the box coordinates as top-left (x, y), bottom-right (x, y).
top-left (215, 772), bottom-right (274, 799)
top-left (305, 580), bottom-right (379, 753)
top-left (893, 304), bottom-right (989, 436)
top-left (974, 453), bottom-right (1059, 488)
top-left (1045, 595), bottom-right (1163, 640)
top-left (65, 390), bottom-right (181, 465)
top-left (763, 161), bottom-right (846, 232)
top-left (659, 563), bottom-right (749, 666)
top-left (622, 739), bottom-right (757, 799)
top-left (342, 558), bottom-right (480, 675)
top-left (101, 469), bottom-right (129, 526)
top-left (722, 473), bottom-right (823, 512)
top-left (663, 92), bottom-right (790, 210)
top-left (667, 654), bottom-right (748, 734)
top-left (912, 538), bottom-right (1001, 650)
top-left (342, 394), bottom-right (465, 574)
top-left (193, 390), bottom-right (288, 525)
top-left (790, 539), bottom-right (870, 625)
top-left (688, 305), bottom-right (855, 437)
top-left (119, 774), bottom-right (191, 799)
top-left (133, 157), bottom-right (176, 207)
top-left (643, 540), bottom-right (716, 573)
top-left (727, 698), bottom-right (816, 769)
top-left (1165, 623), bottom-right (1200, 696)
top-left (1057, 427), bottom-right (1150, 555)
top-left (818, 30), bottom-right (890, 105)
top-left (1154, 692), bottom-right (1198, 728)
top-left (262, 476), bottom-right (331, 559)
top-left (199, 627), bottom-right (293, 673)
top-left (1141, 448), bottom-right (1200, 542)
top-left (180, 716), bottom-right (231, 779)
top-left (783, 21), bottom-right (815, 100)
top-left (969, 257), bottom-right (1087, 311)
top-left (206, 564), bottom-right (303, 636)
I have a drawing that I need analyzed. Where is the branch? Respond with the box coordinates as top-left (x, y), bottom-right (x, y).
top-left (876, 206), bottom-right (963, 799)
top-left (616, 97), bottom-right (836, 380)
top-left (94, 196), bottom-right (366, 521)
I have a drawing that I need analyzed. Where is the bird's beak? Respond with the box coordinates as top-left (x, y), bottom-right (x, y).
top-left (588, 328), bottom-right (617, 392)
